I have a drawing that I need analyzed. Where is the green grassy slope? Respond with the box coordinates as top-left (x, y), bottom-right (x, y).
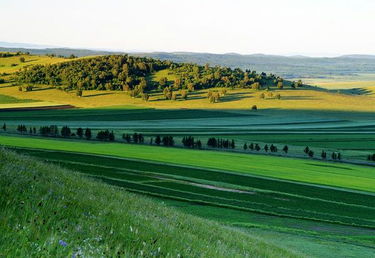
top-left (1, 135), bottom-right (375, 192)
top-left (0, 149), bottom-right (297, 257)
top-left (15, 148), bottom-right (375, 229)
top-left (0, 94), bottom-right (37, 104)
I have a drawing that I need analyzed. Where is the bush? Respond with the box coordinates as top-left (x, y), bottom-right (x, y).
top-left (142, 93), bottom-right (149, 101)
top-left (180, 90), bottom-right (188, 100)
top-left (76, 89), bottom-right (83, 97)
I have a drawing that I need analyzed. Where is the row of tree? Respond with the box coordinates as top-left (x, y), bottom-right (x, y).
top-left (305, 147), bottom-right (342, 160)
top-left (243, 143), bottom-right (286, 153)
top-left (182, 136), bottom-right (202, 148)
top-left (207, 138), bottom-right (236, 149)
top-left (122, 133), bottom-right (145, 143)
top-left (11, 124), bottom-right (375, 163)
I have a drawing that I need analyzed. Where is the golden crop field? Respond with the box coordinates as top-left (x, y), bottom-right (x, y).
top-left (0, 83), bottom-right (373, 111)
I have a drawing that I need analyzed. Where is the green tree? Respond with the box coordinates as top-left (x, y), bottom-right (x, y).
top-left (85, 128), bottom-right (92, 140)
top-left (77, 128), bottom-right (83, 138)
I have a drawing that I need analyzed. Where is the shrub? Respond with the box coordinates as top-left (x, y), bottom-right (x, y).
top-left (142, 93), bottom-right (149, 101)
top-left (180, 90), bottom-right (188, 100)
top-left (76, 89), bottom-right (83, 97)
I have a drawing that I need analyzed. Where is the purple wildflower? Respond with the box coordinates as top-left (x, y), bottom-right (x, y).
top-left (59, 240), bottom-right (68, 247)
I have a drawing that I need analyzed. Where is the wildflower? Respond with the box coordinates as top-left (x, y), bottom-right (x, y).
top-left (59, 240), bottom-right (68, 247)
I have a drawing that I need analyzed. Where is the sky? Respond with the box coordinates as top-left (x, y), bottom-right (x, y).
top-left (1, 0), bottom-right (374, 56)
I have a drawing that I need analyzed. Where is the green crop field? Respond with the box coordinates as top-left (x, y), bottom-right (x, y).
top-left (1, 135), bottom-right (374, 192)
top-left (8, 145), bottom-right (375, 257)
top-left (1, 149), bottom-right (300, 257)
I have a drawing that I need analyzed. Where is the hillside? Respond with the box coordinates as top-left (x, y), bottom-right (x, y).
top-left (0, 53), bottom-right (374, 111)
top-left (0, 148), bottom-right (297, 257)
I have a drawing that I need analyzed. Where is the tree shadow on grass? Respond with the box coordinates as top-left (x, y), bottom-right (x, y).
top-left (280, 95), bottom-right (319, 100)
top-left (340, 88), bottom-right (373, 96)
top-left (84, 92), bottom-right (113, 98)
top-left (220, 92), bottom-right (251, 102)
top-left (32, 87), bottom-right (54, 92)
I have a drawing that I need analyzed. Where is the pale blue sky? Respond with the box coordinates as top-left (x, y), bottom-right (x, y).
top-left (1, 0), bottom-right (374, 56)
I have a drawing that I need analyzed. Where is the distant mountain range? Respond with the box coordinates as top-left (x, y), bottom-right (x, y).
top-left (1, 41), bottom-right (375, 78)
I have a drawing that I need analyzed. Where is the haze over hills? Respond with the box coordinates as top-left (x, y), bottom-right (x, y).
top-left (1, 41), bottom-right (375, 78)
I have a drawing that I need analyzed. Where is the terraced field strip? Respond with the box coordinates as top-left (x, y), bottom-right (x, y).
top-left (2, 135), bottom-right (375, 192)
top-left (0, 108), bottom-right (250, 121)
top-left (15, 148), bottom-right (375, 229)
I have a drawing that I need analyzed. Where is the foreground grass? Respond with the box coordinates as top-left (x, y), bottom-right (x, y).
top-left (1, 135), bottom-right (375, 192)
top-left (0, 149), bottom-right (297, 257)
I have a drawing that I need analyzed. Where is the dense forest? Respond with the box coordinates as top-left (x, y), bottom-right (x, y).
top-left (14, 55), bottom-right (290, 94)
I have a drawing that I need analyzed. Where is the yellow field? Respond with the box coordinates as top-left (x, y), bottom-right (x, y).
top-left (0, 54), bottom-right (374, 111)
top-left (314, 80), bottom-right (375, 90)
top-left (0, 54), bottom-right (67, 74)
top-left (0, 83), bottom-right (373, 111)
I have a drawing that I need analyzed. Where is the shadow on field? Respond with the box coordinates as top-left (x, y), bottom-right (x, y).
top-left (25, 59), bottom-right (37, 63)
top-left (220, 92), bottom-right (250, 102)
top-left (84, 92), bottom-right (113, 98)
top-left (32, 87), bottom-right (54, 92)
top-left (0, 85), bottom-right (16, 89)
top-left (281, 95), bottom-right (319, 100)
top-left (341, 88), bottom-right (373, 95)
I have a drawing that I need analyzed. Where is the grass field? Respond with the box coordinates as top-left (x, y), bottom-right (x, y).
top-left (0, 106), bottom-right (373, 164)
top-left (1, 149), bottom-right (300, 257)
top-left (0, 94), bottom-right (37, 104)
top-left (9, 146), bottom-right (375, 257)
top-left (0, 54), bottom-right (66, 74)
top-left (0, 83), bottom-right (373, 111)
top-left (2, 135), bottom-right (375, 192)
top-left (1, 52), bottom-right (374, 256)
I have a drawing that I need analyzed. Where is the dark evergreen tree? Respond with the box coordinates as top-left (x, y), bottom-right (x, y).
top-left (61, 126), bottom-right (71, 137)
top-left (155, 135), bottom-right (161, 145)
top-left (76, 128), bottom-right (83, 138)
top-left (85, 128), bottom-right (92, 140)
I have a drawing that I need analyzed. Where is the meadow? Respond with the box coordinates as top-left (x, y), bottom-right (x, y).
top-left (0, 52), bottom-right (374, 257)
top-left (2, 135), bottom-right (375, 192)
top-left (1, 149), bottom-right (299, 257)
top-left (0, 53), bottom-right (66, 74)
top-left (7, 144), bottom-right (375, 257)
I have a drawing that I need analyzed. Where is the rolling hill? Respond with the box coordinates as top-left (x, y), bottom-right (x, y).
top-left (0, 148), bottom-right (297, 257)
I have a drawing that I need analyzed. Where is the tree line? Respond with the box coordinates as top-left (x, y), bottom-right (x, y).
top-left (14, 54), bottom-right (295, 99)
top-left (9, 123), bottom-right (375, 162)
